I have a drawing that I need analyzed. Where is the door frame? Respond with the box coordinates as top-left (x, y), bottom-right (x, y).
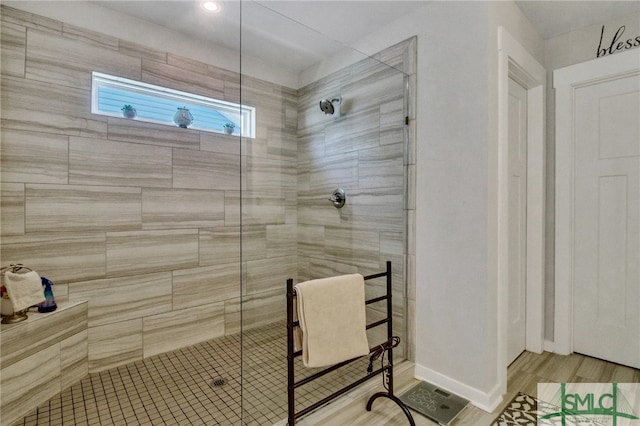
top-left (553, 48), bottom-right (640, 355)
top-left (496, 26), bottom-right (546, 395)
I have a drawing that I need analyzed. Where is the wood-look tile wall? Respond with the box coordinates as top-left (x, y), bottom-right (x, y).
top-left (0, 4), bottom-right (416, 377)
top-left (0, 5), bottom-right (253, 373)
top-left (296, 39), bottom-right (417, 360)
top-left (0, 301), bottom-right (88, 426)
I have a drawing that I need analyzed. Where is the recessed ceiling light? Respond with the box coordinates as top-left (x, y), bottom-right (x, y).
top-left (201, 1), bottom-right (221, 13)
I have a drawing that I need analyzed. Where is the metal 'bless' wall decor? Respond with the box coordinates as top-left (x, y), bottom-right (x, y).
top-left (597, 25), bottom-right (640, 58)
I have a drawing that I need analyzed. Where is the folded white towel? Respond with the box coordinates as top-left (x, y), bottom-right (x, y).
top-left (3, 270), bottom-right (45, 312)
top-left (295, 273), bottom-right (369, 368)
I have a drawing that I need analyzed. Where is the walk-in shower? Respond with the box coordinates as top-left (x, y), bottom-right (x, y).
top-left (0, 1), bottom-right (415, 424)
top-left (239, 2), bottom-right (415, 422)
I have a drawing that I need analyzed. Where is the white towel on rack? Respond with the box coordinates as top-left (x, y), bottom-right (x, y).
top-left (294, 273), bottom-right (369, 368)
top-left (3, 270), bottom-right (45, 312)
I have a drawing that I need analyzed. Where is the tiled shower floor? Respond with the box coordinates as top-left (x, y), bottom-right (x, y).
top-left (15, 321), bottom-right (371, 426)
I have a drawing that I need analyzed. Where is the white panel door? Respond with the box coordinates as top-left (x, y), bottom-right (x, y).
top-left (507, 78), bottom-right (528, 365)
top-left (572, 69), bottom-right (640, 368)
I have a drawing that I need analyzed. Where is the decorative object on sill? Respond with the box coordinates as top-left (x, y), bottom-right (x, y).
top-left (38, 277), bottom-right (57, 313)
top-left (0, 264), bottom-right (43, 324)
top-left (223, 122), bottom-right (235, 134)
top-left (121, 104), bottom-right (137, 119)
top-left (328, 188), bottom-right (346, 208)
top-left (173, 106), bottom-right (194, 128)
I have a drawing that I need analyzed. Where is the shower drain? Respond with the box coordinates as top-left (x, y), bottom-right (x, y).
top-left (210, 378), bottom-right (226, 388)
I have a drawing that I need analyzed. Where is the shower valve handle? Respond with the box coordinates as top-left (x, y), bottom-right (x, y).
top-left (328, 188), bottom-right (346, 208)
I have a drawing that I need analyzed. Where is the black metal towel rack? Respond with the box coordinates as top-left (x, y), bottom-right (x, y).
top-left (285, 261), bottom-right (415, 425)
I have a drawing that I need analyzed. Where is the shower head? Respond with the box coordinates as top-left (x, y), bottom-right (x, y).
top-left (319, 97), bottom-right (342, 115)
top-left (319, 99), bottom-right (334, 115)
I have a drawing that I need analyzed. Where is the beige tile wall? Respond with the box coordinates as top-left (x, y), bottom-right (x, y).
top-left (0, 301), bottom-right (89, 426)
top-left (0, 5), bottom-right (415, 377)
top-left (0, 5), bottom-right (250, 373)
top-left (296, 39), bottom-right (416, 359)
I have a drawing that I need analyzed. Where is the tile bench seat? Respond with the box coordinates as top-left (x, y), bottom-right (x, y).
top-left (0, 301), bottom-right (88, 426)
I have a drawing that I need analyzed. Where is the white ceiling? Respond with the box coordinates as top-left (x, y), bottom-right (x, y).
top-left (92, 0), bottom-right (640, 73)
top-left (91, 1), bottom-right (430, 74)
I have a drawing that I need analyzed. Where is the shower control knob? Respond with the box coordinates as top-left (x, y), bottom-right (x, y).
top-left (328, 188), bottom-right (346, 208)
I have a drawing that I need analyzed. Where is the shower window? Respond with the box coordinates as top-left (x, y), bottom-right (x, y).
top-left (91, 72), bottom-right (256, 137)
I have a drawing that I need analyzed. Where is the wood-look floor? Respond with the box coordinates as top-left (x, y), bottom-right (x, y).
top-left (303, 351), bottom-right (640, 425)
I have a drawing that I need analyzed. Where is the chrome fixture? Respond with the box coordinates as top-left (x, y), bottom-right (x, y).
top-left (328, 188), bottom-right (346, 208)
top-left (319, 97), bottom-right (342, 115)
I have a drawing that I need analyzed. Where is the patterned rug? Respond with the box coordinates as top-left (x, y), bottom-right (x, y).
top-left (490, 392), bottom-right (606, 426)
top-left (491, 392), bottom-right (539, 426)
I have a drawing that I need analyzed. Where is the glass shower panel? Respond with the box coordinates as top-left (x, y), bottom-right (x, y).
top-left (0, 1), bottom-right (246, 425)
top-left (239, 2), bottom-right (412, 423)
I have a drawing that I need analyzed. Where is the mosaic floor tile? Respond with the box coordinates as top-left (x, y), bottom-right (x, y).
top-left (13, 321), bottom-right (372, 426)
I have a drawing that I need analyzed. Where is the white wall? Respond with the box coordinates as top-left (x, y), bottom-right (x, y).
top-left (415, 1), bottom-right (494, 400)
top-left (354, 1), bottom-right (496, 403)
top-left (414, 0), bottom-right (493, 401)
top-left (543, 11), bottom-right (640, 341)
top-left (348, 0), bottom-right (543, 410)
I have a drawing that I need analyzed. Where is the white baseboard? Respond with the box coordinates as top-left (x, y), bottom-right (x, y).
top-left (414, 363), bottom-right (503, 412)
top-left (543, 339), bottom-right (555, 353)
